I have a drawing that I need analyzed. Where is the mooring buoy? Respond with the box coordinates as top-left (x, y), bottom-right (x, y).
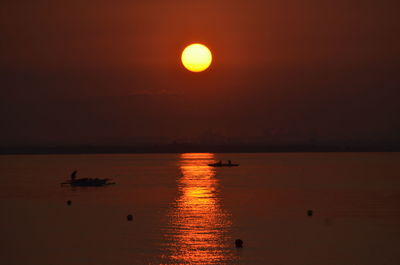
top-left (235, 239), bottom-right (243, 248)
top-left (127, 214), bottom-right (133, 221)
top-left (307, 210), bottom-right (313, 216)
top-left (67, 200), bottom-right (72, 206)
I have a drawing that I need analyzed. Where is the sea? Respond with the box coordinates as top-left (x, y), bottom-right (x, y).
top-left (0, 152), bottom-right (399, 265)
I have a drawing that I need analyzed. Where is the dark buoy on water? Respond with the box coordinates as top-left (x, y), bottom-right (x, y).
top-left (67, 200), bottom-right (72, 206)
top-left (307, 210), bottom-right (313, 216)
top-left (127, 214), bottom-right (133, 221)
top-left (235, 239), bottom-right (243, 248)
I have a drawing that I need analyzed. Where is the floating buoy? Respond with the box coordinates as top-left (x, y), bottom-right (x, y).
top-left (67, 200), bottom-right (72, 206)
top-left (235, 239), bottom-right (243, 248)
top-left (307, 210), bottom-right (313, 216)
top-left (127, 214), bottom-right (133, 221)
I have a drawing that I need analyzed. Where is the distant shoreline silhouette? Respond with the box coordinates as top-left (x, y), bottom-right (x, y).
top-left (0, 143), bottom-right (399, 155)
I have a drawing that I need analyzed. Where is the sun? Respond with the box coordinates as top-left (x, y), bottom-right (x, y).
top-left (181, 43), bottom-right (212, 72)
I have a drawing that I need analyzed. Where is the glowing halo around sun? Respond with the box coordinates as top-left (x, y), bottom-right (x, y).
top-left (181, 43), bottom-right (212, 72)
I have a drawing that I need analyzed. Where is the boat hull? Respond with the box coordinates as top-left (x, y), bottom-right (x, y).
top-left (208, 163), bottom-right (239, 167)
top-left (61, 178), bottom-right (115, 187)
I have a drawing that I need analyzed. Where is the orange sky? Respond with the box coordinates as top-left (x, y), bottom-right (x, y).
top-left (0, 0), bottom-right (399, 146)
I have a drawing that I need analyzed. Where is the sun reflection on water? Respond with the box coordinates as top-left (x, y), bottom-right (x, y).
top-left (161, 153), bottom-right (236, 264)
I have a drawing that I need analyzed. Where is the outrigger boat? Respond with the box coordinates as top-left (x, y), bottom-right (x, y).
top-left (208, 160), bottom-right (239, 167)
top-left (61, 171), bottom-right (115, 187)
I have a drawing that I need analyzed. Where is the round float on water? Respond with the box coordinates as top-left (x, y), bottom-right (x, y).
top-left (127, 214), bottom-right (133, 221)
top-left (235, 239), bottom-right (243, 248)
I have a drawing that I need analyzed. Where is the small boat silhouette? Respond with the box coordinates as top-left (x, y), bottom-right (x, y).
top-left (61, 170), bottom-right (115, 187)
top-left (208, 160), bottom-right (239, 167)
top-left (61, 178), bottom-right (115, 187)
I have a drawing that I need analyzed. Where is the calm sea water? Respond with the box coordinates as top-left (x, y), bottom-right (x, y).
top-left (0, 152), bottom-right (399, 265)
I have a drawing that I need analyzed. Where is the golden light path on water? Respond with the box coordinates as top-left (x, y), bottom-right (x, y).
top-left (161, 153), bottom-right (237, 264)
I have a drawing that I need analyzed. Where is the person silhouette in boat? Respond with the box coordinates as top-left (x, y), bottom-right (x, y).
top-left (228, 160), bottom-right (232, 165)
top-left (71, 170), bottom-right (77, 181)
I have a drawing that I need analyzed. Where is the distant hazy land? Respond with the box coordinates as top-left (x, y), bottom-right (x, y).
top-left (1, 144), bottom-right (399, 155)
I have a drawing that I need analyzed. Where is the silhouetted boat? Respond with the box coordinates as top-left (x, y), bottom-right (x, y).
top-left (62, 170), bottom-right (115, 187)
top-left (208, 161), bottom-right (239, 167)
top-left (61, 178), bottom-right (115, 187)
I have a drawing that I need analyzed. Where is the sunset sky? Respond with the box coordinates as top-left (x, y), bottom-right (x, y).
top-left (1, 0), bottom-right (399, 147)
